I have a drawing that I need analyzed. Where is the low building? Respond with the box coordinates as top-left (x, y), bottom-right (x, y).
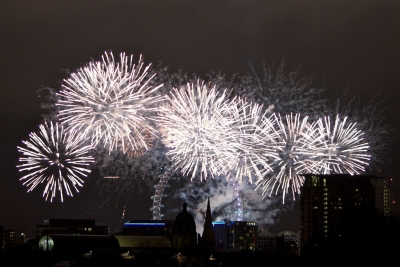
top-left (36, 219), bottom-right (108, 240)
top-left (256, 232), bottom-right (284, 254)
top-left (213, 220), bottom-right (257, 251)
top-left (122, 220), bottom-right (174, 239)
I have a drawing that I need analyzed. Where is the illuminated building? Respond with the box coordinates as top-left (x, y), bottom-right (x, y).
top-left (300, 174), bottom-right (395, 256)
top-left (213, 220), bottom-right (257, 251)
top-left (3, 229), bottom-right (16, 248)
top-left (36, 219), bottom-right (108, 239)
top-left (122, 220), bottom-right (174, 238)
top-left (371, 177), bottom-right (394, 217)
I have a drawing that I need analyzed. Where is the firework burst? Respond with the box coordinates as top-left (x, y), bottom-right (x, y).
top-left (314, 115), bottom-right (370, 174)
top-left (229, 100), bottom-right (278, 183)
top-left (255, 113), bottom-right (320, 203)
top-left (159, 81), bottom-right (238, 180)
top-left (17, 121), bottom-right (94, 202)
top-left (57, 51), bottom-right (163, 154)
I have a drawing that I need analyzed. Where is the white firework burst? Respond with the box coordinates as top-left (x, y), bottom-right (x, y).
top-left (17, 121), bottom-right (94, 202)
top-left (255, 113), bottom-right (319, 203)
top-left (159, 80), bottom-right (238, 181)
top-left (314, 115), bottom-right (370, 174)
top-left (57, 51), bottom-right (163, 154)
top-left (229, 99), bottom-right (278, 184)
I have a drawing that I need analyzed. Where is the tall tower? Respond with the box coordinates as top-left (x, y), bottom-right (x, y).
top-left (231, 178), bottom-right (243, 221)
top-left (201, 198), bottom-right (215, 251)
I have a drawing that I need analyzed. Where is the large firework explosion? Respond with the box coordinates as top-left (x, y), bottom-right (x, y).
top-left (332, 92), bottom-right (390, 171)
top-left (255, 114), bottom-right (321, 203)
top-left (158, 80), bottom-right (239, 181)
top-left (29, 56), bottom-right (381, 234)
top-left (17, 121), bottom-right (94, 202)
top-left (56, 52), bottom-right (163, 154)
top-left (254, 114), bottom-right (371, 203)
top-left (228, 99), bottom-right (278, 184)
top-left (314, 115), bottom-right (371, 174)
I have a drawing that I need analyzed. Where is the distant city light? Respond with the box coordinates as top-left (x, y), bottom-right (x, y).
top-left (103, 176), bottom-right (121, 179)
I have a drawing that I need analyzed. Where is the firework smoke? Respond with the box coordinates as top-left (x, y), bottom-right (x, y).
top-left (165, 176), bottom-right (282, 234)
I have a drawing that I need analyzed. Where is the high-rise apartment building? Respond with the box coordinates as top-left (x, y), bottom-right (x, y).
top-left (301, 174), bottom-right (395, 256)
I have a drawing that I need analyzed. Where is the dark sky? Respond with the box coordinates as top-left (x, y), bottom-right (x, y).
top-left (1, 0), bottom-right (399, 237)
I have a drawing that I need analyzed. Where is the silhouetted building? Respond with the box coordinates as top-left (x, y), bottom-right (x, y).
top-left (172, 203), bottom-right (197, 251)
top-left (122, 220), bottom-right (174, 239)
top-left (36, 219), bottom-right (108, 239)
top-left (277, 231), bottom-right (300, 256)
top-left (0, 226), bottom-right (3, 249)
top-left (213, 220), bottom-right (257, 251)
top-left (200, 198), bottom-right (215, 252)
top-left (116, 235), bottom-right (172, 249)
top-left (256, 232), bottom-right (284, 254)
top-left (256, 230), bottom-right (299, 256)
top-left (392, 177), bottom-right (400, 218)
top-left (301, 174), bottom-right (396, 256)
top-left (38, 234), bottom-right (119, 254)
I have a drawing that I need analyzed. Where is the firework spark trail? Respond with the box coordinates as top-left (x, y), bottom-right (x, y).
top-left (229, 99), bottom-right (279, 184)
top-left (255, 113), bottom-right (320, 204)
top-left (57, 51), bottom-right (163, 154)
top-left (159, 80), bottom-right (239, 181)
top-left (314, 115), bottom-right (371, 174)
top-left (17, 121), bottom-right (94, 202)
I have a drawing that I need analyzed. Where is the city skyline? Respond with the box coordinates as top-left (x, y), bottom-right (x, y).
top-left (1, 0), bottom-right (399, 237)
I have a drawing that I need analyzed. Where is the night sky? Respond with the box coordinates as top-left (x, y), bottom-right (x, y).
top-left (1, 0), bottom-right (399, 237)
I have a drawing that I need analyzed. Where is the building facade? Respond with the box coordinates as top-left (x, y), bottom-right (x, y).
top-left (301, 174), bottom-right (395, 256)
top-left (213, 220), bottom-right (257, 251)
top-left (36, 219), bottom-right (108, 239)
top-left (122, 220), bottom-right (174, 238)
